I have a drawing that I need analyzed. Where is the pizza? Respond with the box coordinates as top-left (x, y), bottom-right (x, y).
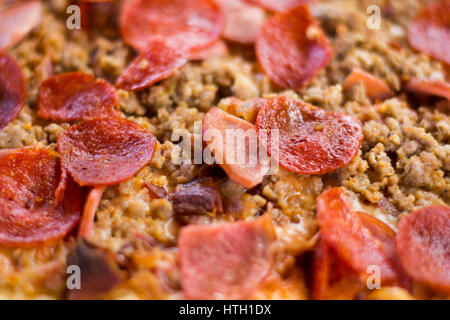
top-left (0, 0), bottom-right (448, 300)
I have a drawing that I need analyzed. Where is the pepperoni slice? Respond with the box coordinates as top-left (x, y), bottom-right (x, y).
top-left (404, 78), bottom-right (450, 101)
top-left (256, 97), bottom-right (363, 175)
top-left (116, 37), bottom-right (188, 91)
top-left (407, 1), bottom-right (450, 65)
top-left (246, 0), bottom-right (315, 12)
top-left (311, 239), bottom-right (362, 300)
top-left (0, 148), bottom-right (85, 247)
top-left (203, 107), bottom-right (270, 188)
top-left (38, 72), bottom-right (119, 121)
top-left (57, 117), bottom-right (157, 186)
top-left (316, 188), bottom-right (402, 284)
top-left (255, 6), bottom-right (333, 89)
top-left (343, 68), bottom-right (394, 101)
top-left (80, 0), bottom-right (118, 33)
top-left (396, 205), bottom-right (450, 292)
top-left (179, 215), bottom-right (275, 299)
top-left (214, 0), bottom-right (266, 44)
top-left (0, 53), bottom-right (26, 130)
top-left (190, 39), bottom-right (228, 60)
top-left (120, 0), bottom-right (224, 52)
top-left (0, 0), bottom-right (42, 51)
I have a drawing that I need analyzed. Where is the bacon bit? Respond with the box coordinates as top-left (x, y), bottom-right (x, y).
top-left (144, 183), bottom-right (168, 200)
top-left (396, 205), bottom-right (450, 293)
top-left (170, 180), bottom-right (223, 215)
top-left (0, 1), bottom-right (42, 51)
top-left (179, 214), bottom-right (276, 299)
top-left (343, 68), bottom-right (394, 101)
top-left (404, 78), bottom-right (450, 101)
top-left (203, 107), bottom-right (270, 189)
top-left (78, 186), bottom-right (105, 238)
top-left (67, 240), bottom-right (123, 300)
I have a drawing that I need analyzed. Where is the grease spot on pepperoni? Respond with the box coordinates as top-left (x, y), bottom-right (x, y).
top-left (57, 117), bottom-right (157, 187)
top-left (0, 1), bottom-right (42, 51)
top-left (0, 53), bottom-right (26, 130)
top-left (203, 107), bottom-right (270, 189)
top-left (120, 0), bottom-right (224, 52)
top-left (316, 188), bottom-right (402, 284)
top-left (179, 215), bottom-right (275, 299)
top-left (256, 6), bottom-right (332, 89)
top-left (116, 37), bottom-right (188, 91)
top-left (246, 0), bottom-right (315, 12)
top-left (0, 148), bottom-right (85, 247)
top-left (215, 0), bottom-right (266, 44)
top-left (396, 205), bottom-right (450, 292)
top-left (38, 72), bottom-right (119, 121)
top-left (256, 97), bottom-right (363, 175)
top-left (407, 1), bottom-right (450, 65)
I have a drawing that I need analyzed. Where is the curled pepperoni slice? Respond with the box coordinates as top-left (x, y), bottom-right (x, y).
top-left (0, 148), bottom-right (85, 247)
top-left (190, 39), bottom-right (228, 60)
top-left (0, 1), bottom-right (42, 51)
top-left (0, 53), bottom-right (26, 130)
top-left (256, 97), bottom-right (363, 175)
top-left (179, 215), bottom-right (275, 299)
top-left (38, 72), bottom-right (119, 121)
top-left (57, 117), bottom-right (156, 186)
top-left (120, 0), bottom-right (224, 52)
top-left (256, 6), bottom-right (332, 89)
top-left (203, 107), bottom-right (270, 188)
top-left (116, 37), bottom-right (188, 91)
top-left (404, 78), bottom-right (450, 100)
top-left (215, 0), bottom-right (266, 44)
top-left (396, 205), bottom-right (450, 292)
top-left (343, 68), bottom-right (394, 101)
top-left (407, 1), bottom-right (450, 65)
top-left (316, 188), bottom-right (401, 284)
top-left (246, 0), bottom-right (315, 12)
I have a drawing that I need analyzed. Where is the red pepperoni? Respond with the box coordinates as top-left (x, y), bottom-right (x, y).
top-left (256, 97), bottom-right (363, 175)
top-left (179, 215), bottom-right (275, 299)
top-left (343, 68), bottom-right (394, 101)
top-left (407, 1), bottom-right (450, 65)
top-left (396, 205), bottom-right (450, 292)
top-left (203, 107), bottom-right (270, 188)
top-left (0, 1), bottom-right (42, 51)
top-left (214, 0), bottom-right (266, 44)
top-left (404, 78), bottom-right (450, 100)
top-left (0, 53), bottom-right (26, 130)
top-left (120, 0), bottom-right (224, 52)
top-left (316, 188), bottom-right (402, 284)
top-left (0, 148), bottom-right (85, 247)
top-left (38, 72), bottom-right (119, 121)
top-left (57, 117), bottom-right (157, 187)
top-left (116, 37), bottom-right (188, 91)
top-left (190, 39), bottom-right (228, 60)
top-left (256, 6), bottom-right (333, 89)
top-left (246, 0), bottom-right (315, 12)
